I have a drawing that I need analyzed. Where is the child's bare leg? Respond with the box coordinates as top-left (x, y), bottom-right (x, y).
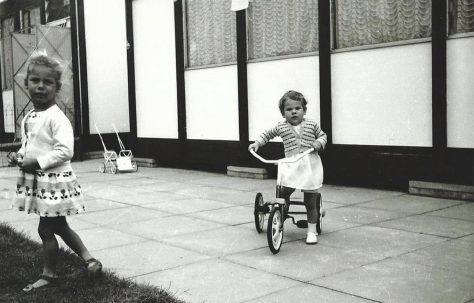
top-left (38, 217), bottom-right (60, 277)
top-left (304, 192), bottom-right (319, 244)
top-left (54, 217), bottom-right (92, 261)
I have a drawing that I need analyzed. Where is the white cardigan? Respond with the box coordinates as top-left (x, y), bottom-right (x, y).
top-left (18, 104), bottom-right (74, 172)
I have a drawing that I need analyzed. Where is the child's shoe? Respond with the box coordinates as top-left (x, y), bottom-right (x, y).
top-left (306, 232), bottom-right (318, 244)
top-left (306, 223), bottom-right (318, 245)
top-left (86, 258), bottom-right (102, 278)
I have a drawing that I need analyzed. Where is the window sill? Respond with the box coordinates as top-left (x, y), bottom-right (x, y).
top-left (331, 37), bottom-right (432, 54)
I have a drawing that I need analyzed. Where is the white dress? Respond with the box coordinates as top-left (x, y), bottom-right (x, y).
top-left (278, 124), bottom-right (324, 192)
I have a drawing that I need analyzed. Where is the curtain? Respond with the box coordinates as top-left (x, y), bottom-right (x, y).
top-left (185, 0), bottom-right (237, 67)
top-left (335, 0), bottom-right (431, 49)
top-left (248, 0), bottom-right (318, 60)
top-left (454, 0), bottom-right (474, 34)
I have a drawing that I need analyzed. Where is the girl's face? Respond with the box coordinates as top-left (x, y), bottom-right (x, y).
top-left (282, 99), bottom-right (306, 126)
top-left (26, 65), bottom-right (58, 110)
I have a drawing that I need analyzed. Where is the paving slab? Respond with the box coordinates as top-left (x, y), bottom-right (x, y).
top-left (92, 240), bottom-right (211, 278)
top-left (225, 241), bottom-right (382, 282)
top-left (132, 258), bottom-right (301, 303)
top-left (77, 226), bottom-right (146, 252)
top-left (189, 205), bottom-right (254, 226)
top-left (326, 205), bottom-right (409, 225)
top-left (245, 283), bottom-right (376, 303)
top-left (426, 203), bottom-right (474, 222)
top-left (75, 205), bottom-right (171, 227)
top-left (358, 194), bottom-right (466, 214)
top-left (313, 251), bottom-right (474, 303)
top-left (374, 214), bottom-right (474, 238)
top-left (141, 197), bottom-right (235, 215)
top-left (112, 215), bottom-right (226, 241)
top-left (320, 225), bottom-right (445, 259)
top-left (321, 187), bottom-right (403, 205)
top-left (161, 225), bottom-right (268, 257)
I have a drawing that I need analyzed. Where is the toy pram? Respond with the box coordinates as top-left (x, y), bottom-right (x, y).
top-left (250, 148), bottom-right (325, 254)
top-left (95, 123), bottom-right (138, 174)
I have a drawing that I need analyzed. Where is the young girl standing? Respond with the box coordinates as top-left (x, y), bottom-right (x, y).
top-left (249, 90), bottom-right (327, 245)
top-left (8, 54), bottom-right (102, 292)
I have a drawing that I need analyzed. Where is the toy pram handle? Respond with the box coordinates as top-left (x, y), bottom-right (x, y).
top-left (250, 148), bottom-right (314, 165)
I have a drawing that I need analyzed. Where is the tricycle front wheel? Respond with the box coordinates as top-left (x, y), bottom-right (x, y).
top-left (267, 206), bottom-right (283, 254)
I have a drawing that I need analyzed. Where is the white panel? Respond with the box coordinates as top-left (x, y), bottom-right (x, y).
top-left (332, 43), bottom-right (432, 146)
top-left (133, 0), bottom-right (178, 138)
top-left (83, 0), bottom-right (130, 134)
top-left (447, 37), bottom-right (474, 148)
top-left (185, 66), bottom-right (239, 140)
top-left (248, 56), bottom-right (320, 141)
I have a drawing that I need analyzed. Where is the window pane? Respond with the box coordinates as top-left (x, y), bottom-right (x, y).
top-left (334, 0), bottom-right (431, 49)
top-left (248, 0), bottom-right (319, 60)
top-left (185, 0), bottom-right (236, 67)
top-left (450, 0), bottom-right (474, 34)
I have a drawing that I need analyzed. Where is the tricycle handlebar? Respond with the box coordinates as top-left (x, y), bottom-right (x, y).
top-left (249, 148), bottom-right (314, 165)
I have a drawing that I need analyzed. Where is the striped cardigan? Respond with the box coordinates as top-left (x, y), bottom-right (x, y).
top-left (255, 118), bottom-right (327, 157)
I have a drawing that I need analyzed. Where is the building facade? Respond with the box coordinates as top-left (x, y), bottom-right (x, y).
top-left (1, 0), bottom-right (473, 189)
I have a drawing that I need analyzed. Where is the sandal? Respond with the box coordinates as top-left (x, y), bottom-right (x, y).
top-left (86, 258), bottom-right (102, 278)
top-left (22, 274), bottom-right (58, 292)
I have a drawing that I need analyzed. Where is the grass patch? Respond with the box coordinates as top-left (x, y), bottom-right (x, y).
top-left (0, 222), bottom-right (186, 303)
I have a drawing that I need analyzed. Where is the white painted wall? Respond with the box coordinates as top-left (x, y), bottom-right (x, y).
top-left (447, 37), bottom-right (474, 148)
top-left (185, 66), bottom-right (239, 140)
top-left (332, 43), bottom-right (432, 146)
top-left (133, 0), bottom-right (178, 138)
top-left (248, 56), bottom-right (320, 141)
top-left (83, 0), bottom-right (130, 134)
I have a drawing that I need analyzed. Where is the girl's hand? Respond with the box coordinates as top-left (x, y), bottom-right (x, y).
top-left (7, 152), bottom-right (18, 166)
top-left (18, 158), bottom-right (40, 173)
top-left (311, 141), bottom-right (323, 152)
top-left (248, 142), bottom-right (259, 152)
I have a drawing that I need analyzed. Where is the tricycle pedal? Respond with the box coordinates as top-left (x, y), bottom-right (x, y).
top-left (296, 220), bottom-right (308, 228)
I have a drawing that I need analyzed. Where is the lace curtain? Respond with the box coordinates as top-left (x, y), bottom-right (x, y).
top-left (334, 0), bottom-right (431, 49)
top-left (451, 0), bottom-right (474, 34)
top-left (247, 0), bottom-right (318, 60)
top-left (185, 0), bottom-right (236, 67)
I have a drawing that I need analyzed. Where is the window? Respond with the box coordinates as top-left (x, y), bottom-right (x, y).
top-left (449, 0), bottom-right (474, 35)
top-left (184, 0), bottom-right (237, 68)
top-left (247, 0), bottom-right (318, 60)
top-left (333, 0), bottom-right (432, 49)
top-left (1, 17), bottom-right (14, 91)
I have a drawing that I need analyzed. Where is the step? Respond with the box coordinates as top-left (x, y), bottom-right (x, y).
top-left (227, 166), bottom-right (268, 179)
top-left (409, 180), bottom-right (474, 202)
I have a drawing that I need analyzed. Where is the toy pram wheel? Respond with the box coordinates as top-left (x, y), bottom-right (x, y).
top-left (110, 163), bottom-right (118, 174)
top-left (254, 193), bottom-right (265, 233)
top-left (99, 163), bottom-right (105, 173)
top-left (132, 160), bottom-right (138, 172)
top-left (267, 207), bottom-right (283, 254)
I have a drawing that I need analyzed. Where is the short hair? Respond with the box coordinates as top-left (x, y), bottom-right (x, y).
top-left (24, 54), bottom-right (63, 90)
top-left (278, 90), bottom-right (307, 115)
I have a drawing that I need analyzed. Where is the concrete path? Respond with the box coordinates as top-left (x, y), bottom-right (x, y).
top-left (1, 159), bottom-right (473, 303)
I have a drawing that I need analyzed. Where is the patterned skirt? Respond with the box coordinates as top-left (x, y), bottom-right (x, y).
top-left (11, 170), bottom-right (86, 217)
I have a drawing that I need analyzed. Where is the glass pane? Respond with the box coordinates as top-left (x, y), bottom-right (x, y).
top-left (334, 0), bottom-right (431, 49)
top-left (185, 0), bottom-right (237, 67)
top-left (248, 0), bottom-right (319, 60)
top-left (450, 0), bottom-right (474, 34)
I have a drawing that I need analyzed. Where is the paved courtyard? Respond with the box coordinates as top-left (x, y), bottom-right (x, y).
top-left (1, 159), bottom-right (473, 303)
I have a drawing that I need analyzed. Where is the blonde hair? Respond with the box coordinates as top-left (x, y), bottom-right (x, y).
top-left (24, 54), bottom-right (63, 90)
